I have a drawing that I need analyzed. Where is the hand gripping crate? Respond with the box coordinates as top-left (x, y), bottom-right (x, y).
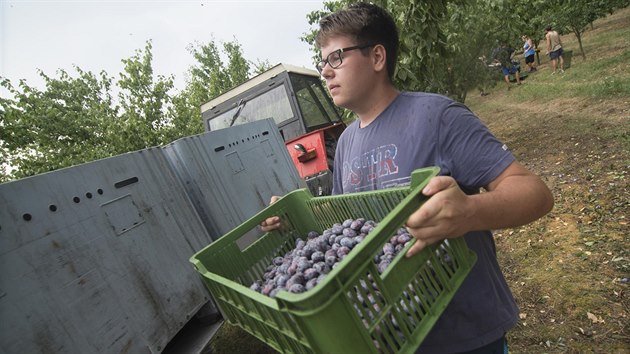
top-left (190, 167), bottom-right (477, 353)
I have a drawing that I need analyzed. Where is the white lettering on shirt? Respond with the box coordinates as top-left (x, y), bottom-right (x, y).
top-left (343, 144), bottom-right (399, 189)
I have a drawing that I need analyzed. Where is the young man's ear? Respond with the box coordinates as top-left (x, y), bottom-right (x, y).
top-left (371, 44), bottom-right (387, 73)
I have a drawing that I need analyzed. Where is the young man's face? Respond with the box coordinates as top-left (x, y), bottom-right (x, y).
top-left (319, 35), bottom-right (375, 112)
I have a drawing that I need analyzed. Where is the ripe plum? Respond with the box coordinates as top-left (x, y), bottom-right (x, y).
top-left (249, 218), bottom-right (417, 298)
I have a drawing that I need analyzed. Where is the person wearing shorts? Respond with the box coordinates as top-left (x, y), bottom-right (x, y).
top-left (549, 47), bottom-right (564, 61)
top-left (492, 44), bottom-right (522, 89)
top-left (522, 35), bottom-right (536, 72)
top-left (545, 26), bottom-right (565, 74)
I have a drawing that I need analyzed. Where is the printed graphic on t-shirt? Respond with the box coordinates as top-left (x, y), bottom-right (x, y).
top-left (342, 144), bottom-right (399, 191)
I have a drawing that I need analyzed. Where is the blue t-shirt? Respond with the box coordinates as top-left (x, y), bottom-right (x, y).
top-left (332, 92), bottom-right (518, 353)
top-left (524, 41), bottom-right (535, 57)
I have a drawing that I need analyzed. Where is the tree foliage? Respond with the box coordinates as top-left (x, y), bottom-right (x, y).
top-left (1, 68), bottom-right (118, 180)
top-left (2, 0), bottom-right (627, 182)
top-left (116, 41), bottom-right (176, 151)
top-left (541, 0), bottom-right (623, 60)
top-left (302, 0), bottom-right (628, 103)
top-left (302, 0), bottom-right (506, 102)
top-left (302, 0), bottom-right (454, 92)
top-left (0, 38), bottom-right (265, 182)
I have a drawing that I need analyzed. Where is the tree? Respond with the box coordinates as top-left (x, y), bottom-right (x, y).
top-left (542, 0), bottom-right (629, 60)
top-left (302, 0), bottom-right (455, 107)
top-left (511, 0), bottom-right (551, 64)
top-left (223, 40), bottom-right (252, 90)
top-left (115, 40), bottom-right (176, 151)
top-left (1, 68), bottom-right (118, 181)
top-left (0, 41), bottom-right (176, 181)
top-left (168, 38), bottom-right (265, 142)
top-left (316, 0), bottom-right (459, 92)
top-left (252, 59), bottom-right (273, 75)
top-left (545, 0), bottom-right (599, 60)
top-left (1, 37), bottom-right (263, 182)
top-left (426, 0), bottom-right (503, 102)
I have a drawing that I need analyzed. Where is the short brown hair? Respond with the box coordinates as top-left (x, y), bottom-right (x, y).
top-left (315, 2), bottom-right (399, 80)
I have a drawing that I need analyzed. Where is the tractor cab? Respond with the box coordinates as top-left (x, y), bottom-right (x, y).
top-left (201, 63), bottom-right (346, 195)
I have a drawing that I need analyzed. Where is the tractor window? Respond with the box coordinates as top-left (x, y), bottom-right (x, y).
top-left (290, 74), bottom-right (340, 131)
top-left (208, 85), bottom-right (294, 131)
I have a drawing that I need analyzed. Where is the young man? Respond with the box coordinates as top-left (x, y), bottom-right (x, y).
top-left (263, 3), bottom-right (553, 353)
top-left (545, 25), bottom-right (565, 74)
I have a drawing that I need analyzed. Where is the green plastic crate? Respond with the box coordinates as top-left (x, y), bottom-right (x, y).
top-left (190, 167), bottom-right (476, 353)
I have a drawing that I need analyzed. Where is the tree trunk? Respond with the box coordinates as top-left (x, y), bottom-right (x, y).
top-left (576, 30), bottom-right (586, 60)
top-left (533, 40), bottom-right (541, 65)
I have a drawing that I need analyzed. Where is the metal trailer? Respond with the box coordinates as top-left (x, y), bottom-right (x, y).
top-left (0, 119), bottom-right (302, 353)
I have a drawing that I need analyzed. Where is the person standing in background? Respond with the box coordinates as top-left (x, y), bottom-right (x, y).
top-left (522, 35), bottom-right (537, 72)
top-left (545, 26), bottom-right (565, 74)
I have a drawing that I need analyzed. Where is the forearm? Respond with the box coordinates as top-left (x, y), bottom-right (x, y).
top-left (466, 167), bottom-right (554, 232)
top-left (405, 165), bottom-right (554, 257)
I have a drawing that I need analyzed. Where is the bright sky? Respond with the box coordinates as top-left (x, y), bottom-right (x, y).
top-left (0, 0), bottom-right (325, 95)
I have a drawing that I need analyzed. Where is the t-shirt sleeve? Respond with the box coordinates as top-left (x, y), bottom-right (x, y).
top-left (436, 101), bottom-right (515, 189)
top-left (332, 163), bottom-right (343, 195)
top-left (331, 134), bottom-right (345, 195)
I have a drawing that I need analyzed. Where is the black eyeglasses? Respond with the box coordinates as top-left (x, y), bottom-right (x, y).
top-left (316, 44), bottom-right (376, 74)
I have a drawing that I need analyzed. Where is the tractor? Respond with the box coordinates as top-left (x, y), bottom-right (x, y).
top-left (201, 63), bottom-right (346, 196)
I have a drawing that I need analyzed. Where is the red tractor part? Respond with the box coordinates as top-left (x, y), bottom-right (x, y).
top-left (287, 129), bottom-right (328, 178)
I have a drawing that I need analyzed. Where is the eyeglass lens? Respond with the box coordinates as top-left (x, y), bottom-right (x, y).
top-left (317, 50), bottom-right (341, 73)
top-left (316, 44), bottom-right (375, 74)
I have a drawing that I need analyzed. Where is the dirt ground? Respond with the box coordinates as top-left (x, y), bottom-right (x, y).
top-left (480, 94), bottom-right (629, 352)
top-left (467, 9), bottom-right (629, 353)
